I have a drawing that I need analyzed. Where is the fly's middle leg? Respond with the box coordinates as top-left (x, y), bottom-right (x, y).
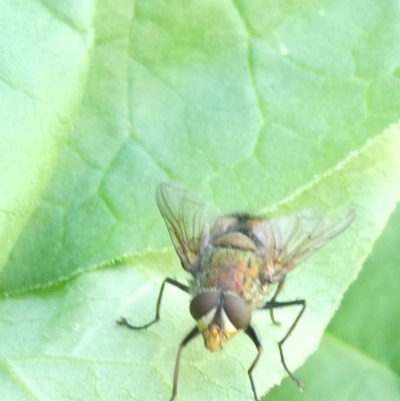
top-left (117, 277), bottom-right (189, 329)
top-left (268, 279), bottom-right (285, 325)
top-left (261, 298), bottom-right (306, 389)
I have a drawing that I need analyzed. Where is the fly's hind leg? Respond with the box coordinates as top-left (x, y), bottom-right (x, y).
top-left (117, 277), bottom-right (189, 329)
top-left (261, 298), bottom-right (306, 389)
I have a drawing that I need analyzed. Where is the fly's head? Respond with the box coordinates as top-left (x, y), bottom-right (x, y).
top-left (189, 291), bottom-right (251, 352)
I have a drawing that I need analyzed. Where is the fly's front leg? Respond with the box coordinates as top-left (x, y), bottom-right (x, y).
top-left (244, 325), bottom-right (263, 401)
top-left (261, 298), bottom-right (306, 389)
top-left (170, 327), bottom-right (200, 401)
top-left (117, 277), bottom-right (189, 329)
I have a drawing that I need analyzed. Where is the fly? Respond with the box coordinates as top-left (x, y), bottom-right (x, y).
top-left (117, 182), bottom-right (355, 400)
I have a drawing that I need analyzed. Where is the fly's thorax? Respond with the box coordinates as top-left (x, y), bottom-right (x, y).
top-left (213, 231), bottom-right (257, 251)
top-left (192, 246), bottom-right (265, 307)
top-left (208, 215), bottom-right (268, 248)
top-left (190, 291), bottom-right (251, 352)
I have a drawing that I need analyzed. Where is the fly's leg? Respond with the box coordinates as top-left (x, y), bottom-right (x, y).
top-left (117, 277), bottom-right (189, 329)
top-left (268, 279), bottom-right (285, 325)
top-left (244, 325), bottom-right (263, 401)
top-left (117, 278), bottom-right (197, 400)
top-left (170, 327), bottom-right (200, 401)
top-left (261, 299), bottom-right (306, 389)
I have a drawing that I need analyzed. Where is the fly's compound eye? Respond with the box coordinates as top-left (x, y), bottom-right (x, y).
top-left (190, 292), bottom-right (220, 320)
top-left (223, 294), bottom-right (251, 330)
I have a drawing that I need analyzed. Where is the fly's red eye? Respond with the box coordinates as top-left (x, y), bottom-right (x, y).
top-left (223, 295), bottom-right (251, 330)
top-left (190, 292), bottom-right (220, 320)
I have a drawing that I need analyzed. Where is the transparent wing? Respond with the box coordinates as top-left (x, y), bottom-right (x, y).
top-left (156, 182), bottom-right (220, 272)
top-left (267, 209), bottom-right (355, 281)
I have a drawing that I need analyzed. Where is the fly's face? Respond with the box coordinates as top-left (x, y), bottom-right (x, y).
top-left (189, 291), bottom-right (251, 351)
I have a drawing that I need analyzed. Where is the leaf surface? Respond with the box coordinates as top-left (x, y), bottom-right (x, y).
top-left (1, 1), bottom-right (400, 400)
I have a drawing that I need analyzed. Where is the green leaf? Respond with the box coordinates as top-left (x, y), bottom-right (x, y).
top-left (0, 1), bottom-right (94, 274)
top-left (1, 1), bottom-right (400, 401)
top-left (3, 0), bottom-right (400, 292)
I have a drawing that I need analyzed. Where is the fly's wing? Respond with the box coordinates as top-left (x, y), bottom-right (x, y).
top-left (267, 209), bottom-right (355, 281)
top-left (156, 182), bottom-right (220, 272)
